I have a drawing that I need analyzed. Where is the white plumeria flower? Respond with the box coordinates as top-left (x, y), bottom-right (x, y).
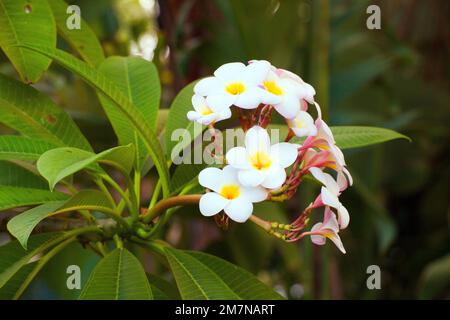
top-left (198, 165), bottom-right (268, 223)
top-left (287, 110), bottom-right (317, 137)
top-left (310, 207), bottom-right (346, 254)
top-left (309, 167), bottom-right (350, 229)
top-left (194, 61), bottom-right (280, 110)
top-left (187, 94), bottom-right (231, 125)
top-left (226, 126), bottom-right (298, 189)
top-left (275, 68), bottom-right (316, 104)
top-left (260, 70), bottom-right (311, 119)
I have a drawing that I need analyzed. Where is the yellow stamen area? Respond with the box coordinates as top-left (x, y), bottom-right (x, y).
top-left (295, 118), bottom-right (306, 128)
top-left (263, 81), bottom-right (283, 96)
top-left (220, 184), bottom-right (240, 200)
top-left (200, 105), bottom-right (213, 116)
top-left (225, 82), bottom-right (245, 95)
top-left (249, 152), bottom-right (272, 171)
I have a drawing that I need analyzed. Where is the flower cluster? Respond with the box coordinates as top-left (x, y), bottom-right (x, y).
top-left (187, 61), bottom-right (352, 253)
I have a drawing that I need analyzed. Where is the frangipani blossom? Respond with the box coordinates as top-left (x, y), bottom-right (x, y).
top-left (198, 165), bottom-right (268, 223)
top-left (187, 95), bottom-right (231, 125)
top-left (226, 126), bottom-right (298, 189)
top-left (309, 167), bottom-right (350, 229)
top-left (287, 110), bottom-right (317, 137)
top-left (309, 207), bottom-right (346, 254)
top-left (194, 61), bottom-right (280, 110)
top-left (275, 68), bottom-right (316, 104)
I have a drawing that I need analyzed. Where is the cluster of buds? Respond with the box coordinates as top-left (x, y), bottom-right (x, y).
top-left (186, 60), bottom-right (352, 253)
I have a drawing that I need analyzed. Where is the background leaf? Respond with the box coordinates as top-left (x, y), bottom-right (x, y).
top-left (331, 126), bottom-right (411, 149)
top-left (0, 186), bottom-right (68, 211)
top-left (0, 136), bottom-right (57, 162)
top-left (79, 248), bottom-right (153, 300)
top-left (0, 0), bottom-right (56, 82)
top-left (0, 161), bottom-right (47, 189)
top-left (0, 74), bottom-right (92, 151)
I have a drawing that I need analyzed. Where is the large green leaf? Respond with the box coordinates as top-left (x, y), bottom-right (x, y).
top-left (0, 161), bottom-right (47, 189)
top-left (0, 135), bottom-right (57, 162)
top-left (0, 186), bottom-right (68, 211)
top-left (98, 56), bottom-right (161, 170)
top-left (0, 74), bottom-right (92, 151)
top-left (0, 232), bottom-right (63, 289)
top-left (331, 126), bottom-right (411, 149)
top-left (0, 0), bottom-right (56, 82)
top-left (7, 190), bottom-right (113, 249)
top-left (165, 81), bottom-right (203, 155)
top-left (0, 262), bottom-right (36, 299)
top-left (164, 247), bottom-right (283, 299)
top-left (47, 0), bottom-right (104, 67)
top-left (20, 46), bottom-right (170, 196)
top-left (79, 248), bottom-right (153, 300)
top-left (37, 144), bottom-right (134, 190)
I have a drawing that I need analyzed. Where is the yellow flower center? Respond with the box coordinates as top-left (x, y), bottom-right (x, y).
top-left (249, 151), bottom-right (272, 171)
top-left (225, 82), bottom-right (245, 95)
top-left (295, 118), bottom-right (305, 128)
top-left (263, 81), bottom-right (283, 96)
top-left (220, 184), bottom-right (240, 200)
top-left (199, 105), bottom-right (213, 116)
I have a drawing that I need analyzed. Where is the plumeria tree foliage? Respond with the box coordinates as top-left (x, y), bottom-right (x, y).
top-left (0, 0), bottom-right (409, 300)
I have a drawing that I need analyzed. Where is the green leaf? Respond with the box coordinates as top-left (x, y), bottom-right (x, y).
top-left (165, 81), bottom-right (204, 156)
top-left (0, 135), bottom-right (57, 162)
top-left (79, 248), bottom-right (153, 300)
top-left (0, 0), bottom-right (56, 83)
top-left (0, 161), bottom-right (47, 189)
top-left (0, 232), bottom-right (63, 289)
top-left (0, 262), bottom-right (36, 299)
top-left (147, 273), bottom-right (180, 300)
top-left (0, 186), bottom-right (68, 211)
top-left (37, 144), bottom-right (135, 190)
top-left (170, 163), bottom-right (205, 195)
top-left (20, 46), bottom-right (170, 196)
top-left (164, 247), bottom-right (283, 300)
top-left (47, 0), bottom-right (104, 67)
top-left (7, 190), bottom-right (114, 249)
top-left (98, 56), bottom-right (161, 170)
top-left (0, 74), bottom-right (92, 151)
top-left (330, 126), bottom-right (411, 149)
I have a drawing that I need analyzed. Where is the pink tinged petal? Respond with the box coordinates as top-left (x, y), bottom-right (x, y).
top-left (274, 94), bottom-right (300, 119)
top-left (214, 62), bottom-right (246, 82)
top-left (234, 87), bottom-right (265, 109)
top-left (224, 197), bottom-right (253, 223)
top-left (344, 167), bottom-right (353, 186)
top-left (226, 147), bottom-right (251, 170)
top-left (312, 101), bottom-right (322, 119)
top-left (303, 83), bottom-right (316, 103)
top-left (191, 95), bottom-right (207, 112)
top-left (337, 205), bottom-right (350, 229)
top-left (199, 192), bottom-right (228, 216)
top-left (327, 233), bottom-right (346, 254)
top-left (194, 77), bottom-right (223, 96)
top-left (321, 208), bottom-right (340, 233)
top-left (206, 92), bottom-right (236, 111)
top-left (310, 223), bottom-right (326, 245)
top-left (187, 111), bottom-right (201, 121)
top-left (245, 126), bottom-right (271, 155)
top-left (242, 60), bottom-right (271, 84)
top-left (199, 167), bottom-right (223, 192)
top-left (321, 186), bottom-right (341, 209)
top-left (240, 186), bottom-right (268, 203)
top-left (238, 169), bottom-right (266, 187)
top-left (270, 143), bottom-right (298, 168)
top-left (330, 145), bottom-right (346, 166)
top-left (261, 166), bottom-right (286, 189)
top-left (310, 168), bottom-right (340, 195)
top-left (337, 171), bottom-right (349, 192)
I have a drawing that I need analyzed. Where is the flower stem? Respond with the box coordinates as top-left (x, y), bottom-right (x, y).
top-left (141, 194), bottom-right (202, 223)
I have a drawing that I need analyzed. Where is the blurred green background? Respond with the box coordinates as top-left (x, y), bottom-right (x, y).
top-left (0, 0), bottom-right (448, 299)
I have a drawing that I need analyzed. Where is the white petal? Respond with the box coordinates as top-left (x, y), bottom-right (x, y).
top-left (322, 208), bottom-right (340, 233)
top-left (234, 87), bottom-right (264, 109)
top-left (224, 197), bottom-right (253, 223)
top-left (328, 233), bottom-right (346, 254)
top-left (310, 168), bottom-right (340, 195)
top-left (194, 77), bottom-right (223, 96)
top-left (321, 186), bottom-right (341, 209)
top-left (199, 167), bottom-right (223, 192)
top-left (191, 95), bottom-right (206, 112)
top-left (274, 94), bottom-right (300, 119)
top-left (242, 60), bottom-right (271, 84)
top-left (214, 62), bottom-right (246, 82)
top-left (245, 126), bottom-right (271, 155)
top-left (187, 111), bottom-right (201, 121)
top-left (310, 223), bottom-right (326, 245)
top-left (217, 107), bottom-right (232, 122)
top-left (240, 186), bottom-right (268, 203)
top-left (337, 205), bottom-right (350, 229)
top-left (270, 143), bottom-right (298, 168)
top-left (221, 165), bottom-right (240, 185)
top-left (206, 92), bottom-right (236, 111)
top-left (238, 169), bottom-right (266, 187)
top-left (198, 113), bottom-right (217, 125)
top-left (303, 83), bottom-right (316, 103)
top-left (199, 192), bottom-right (228, 216)
top-left (261, 166), bottom-right (286, 189)
top-left (226, 147), bottom-right (251, 170)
